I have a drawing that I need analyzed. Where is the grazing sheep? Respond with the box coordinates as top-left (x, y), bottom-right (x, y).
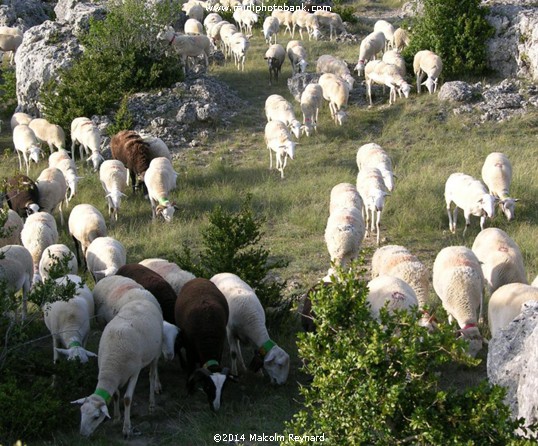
top-left (3, 174), bottom-right (40, 217)
top-left (316, 54), bottom-right (355, 90)
top-left (392, 27), bottom-right (410, 53)
top-left (36, 167), bottom-right (68, 226)
top-left (68, 204), bottom-right (107, 267)
top-left (318, 73), bottom-right (349, 126)
top-left (38, 244), bottom-right (78, 281)
top-left (183, 1), bottom-right (204, 22)
top-left (86, 237), bottom-right (126, 282)
top-left (382, 50), bottom-right (406, 77)
top-left (70, 117), bottom-right (104, 171)
top-left (366, 275), bottom-right (419, 320)
top-left (204, 12), bottom-right (223, 34)
top-left (356, 167), bottom-right (388, 246)
top-left (99, 160), bottom-right (128, 222)
top-left (210, 273), bottom-right (290, 384)
top-left (207, 20), bottom-right (228, 49)
top-left (21, 212), bottom-right (58, 278)
top-left (184, 18), bottom-right (204, 35)
top-left (264, 121), bottom-right (296, 179)
top-left (314, 10), bottom-right (345, 41)
top-left (373, 20), bottom-right (395, 51)
top-left (157, 26), bottom-right (210, 73)
top-left (444, 172), bottom-right (496, 235)
top-left (263, 16), bottom-right (279, 44)
top-left (233, 8), bottom-right (257, 35)
top-left (272, 9), bottom-right (293, 36)
top-left (481, 152), bottom-right (518, 221)
top-left (139, 133), bottom-right (172, 162)
top-left (0, 26), bottom-right (23, 64)
top-left (286, 40), bottom-right (308, 75)
top-left (364, 60), bottom-right (411, 106)
top-left (488, 283), bottom-right (538, 338)
top-left (230, 32), bottom-right (250, 71)
top-left (73, 298), bottom-right (163, 438)
top-left (139, 258), bottom-right (196, 296)
top-left (264, 43), bottom-right (285, 85)
top-left (329, 182), bottom-right (363, 215)
top-left (144, 157), bottom-right (179, 222)
top-left (356, 143), bottom-right (394, 192)
top-left (471, 228), bottom-right (527, 295)
top-left (324, 206), bottom-right (365, 273)
top-left (110, 130), bottom-right (151, 195)
top-left (304, 13), bottom-right (321, 41)
top-left (265, 94), bottom-right (302, 139)
top-left (432, 246), bottom-right (484, 357)
top-left (116, 263), bottom-right (177, 325)
top-left (13, 124), bottom-right (41, 175)
top-left (292, 10), bottom-right (317, 40)
top-left (43, 274), bottom-right (96, 363)
top-left (413, 50), bottom-right (443, 94)
top-left (175, 278), bottom-right (231, 411)
top-left (29, 118), bottom-right (65, 153)
top-left (371, 245), bottom-right (433, 329)
top-left (0, 209), bottom-right (24, 247)
top-left (50, 151), bottom-right (81, 204)
top-left (300, 83), bottom-right (323, 136)
top-left (0, 244), bottom-right (33, 319)
top-left (219, 23), bottom-right (238, 59)
top-left (10, 112), bottom-right (33, 130)
top-left (355, 31), bottom-right (385, 76)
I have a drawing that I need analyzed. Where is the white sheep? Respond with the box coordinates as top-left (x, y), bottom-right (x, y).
top-left (413, 50), bottom-right (443, 94)
top-left (264, 43), bottom-right (286, 85)
top-left (488, 283), bottom-right (538, 338)
top-left (356, 143), bottom-right (394, 192)
top-left (38, 244), bottom-right (78, 281)
top-left (432, 246), bottom-right (484, 357)
top-left (233, 8), bottom-right (257, 35)
top-left (20, 211), bottom-right (59, 279)
top-left (314, 10), bottom-right (345, 41)
top-left (271, 9), bottom-right (293, 36)
top-left (207, 20), bottom-right (228, 49)
top-left (72, 298), bottom-right (163, 438)
top-left (99, 160), bottom-right (128, 222)
top-left (355, 31), bottom-right (385, 76)
top-left (219, 23), bottom-right (238, 58)
top-left (444, 172), bottom-right (496, 235)
top-left (43, 274), bottom-right (96, 363)
top-left (13, 124), bottom-right (41, 175)
top-left (532, 276), bottom-right (538, 288)
top-left (0, 209), bottom-right (24, 247)
top-left (68, 204), bottom-right (107, 267)
top-left (263, 16), bottom-right (279, 44)
top-left (392, 27), bottom-right (410, 53)
top-left (382, 50), bottom-right (406, 77)
top-left (10, 112), bottom-right (33, 130)
top-left (300, 83), bottom-right (323, 136)
top-left (210, 272), bottom-right (290, 384)
top-left (264, 120), bottom-right (296, 179)
top-left (286, 40), bottom-right (308, 75)
top-left (183, 1), bottom-right (204, 22)
top-left (324, 206), bottom-right (365, 274)
top-left (471, 228), bottom-right (527, 295)
top-left (265, 94), bottom-right (302, 139)
top-left (157, 26), bottom-right (210, 72)
top-left (86, 237), bottom-right (127, 282)
top-left (371, 245), bottom-right (433, 328)
top-left (0, 244), bottom-right (33, 319)
top-left (481, 152), bottom-right (518, 221)
top-left (364, 60), bottom-right (411, 106)
top-left (184, 18), bottom-right (204, 35)
top-left (0, 26), bottom-right (23, 64)
top-left (144, 157), bottom-right (178, 222)
top-left (204, 13), bottom-right (222, 34)
top-left (318, 73), bottom-right (349, 126)
top-left (304, 13), bottom-right (321, 41)
top-left (36, 167), bottom-right (68, 226)
top-left (329, 182), bottom-right (363, 215)
top-left (230, 32), bottom-right (250, 71)
top-left (29, 118), bottom-right (65, 153)
top-left (366, 275), bottom-right (419, 320)
top-left (316, 54), bottom-right (355, 90)
top-left (373, 20), bottom-right (395, 51)
top-left (139, 133), bottom-right (172, 161)
top-left (139, 258), bottom-right (196, 296)
top-left (356, 167), bottom-right (389, 246)
top-left (70, 117), bottom-right (104, 171)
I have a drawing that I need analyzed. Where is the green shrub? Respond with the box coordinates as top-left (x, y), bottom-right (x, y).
top-left (0, 66), bottom-right (17, 116)
top-left (332, 6), bottom-right (357, 24)
top-left (285, 266), bottom-right (536, 445)
top-left (40, 0), bottom-right (185, 135)
top-left (106, 94), bottom-right (134, 136)
top-left (404, 0), bottom-right (494, 79)
top-left (174, 195), bottom-right (288, 310)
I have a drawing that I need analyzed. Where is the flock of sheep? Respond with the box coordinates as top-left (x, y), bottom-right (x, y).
top-left (1, 0), bottom-right (537, 439)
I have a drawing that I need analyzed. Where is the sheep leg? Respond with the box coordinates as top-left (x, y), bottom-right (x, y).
top-left (463, 210), bottom-right (471, 237)
top-left (479, 214), bottom-right (486, 231)
top-left (446, 202), bottom-right (455, 233)
top-left (122, 372), bottom-right (141, 438)
top-left (113, 390), bottom-right (121, 422)
top-left (376, 210), bottom-right (381, 246)
top-left (367, 81), bottom-right (373, 106)
top-left (150, 197), bottom-right (157, 220)
top-left (149, 357), bottom-right (159, 410)
top-left (72, 235), bottom-right (83, 268)
top-left (16, 150), bottom-right (22, 171)
top-left (416, 70), bottom-right (425, 94)
top-left (268, 147), bottom-right (273, 170)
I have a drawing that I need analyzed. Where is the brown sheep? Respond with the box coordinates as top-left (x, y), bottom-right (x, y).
top-left (110, 130), bottom-right (151, 195)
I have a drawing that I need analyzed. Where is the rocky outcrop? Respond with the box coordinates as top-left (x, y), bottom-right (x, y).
top-left (287, 73), bottom-right (321, 102)
top-left (0, 0), bottom-right (50, 29)
top-left (15, 21), bottom-right (83, 115)
top-left (488, 301), bottom-right (538, 435)
top-left (54, 0), bottom-right (107, 35)
top-left (438, 81), bottom-right (481, 103)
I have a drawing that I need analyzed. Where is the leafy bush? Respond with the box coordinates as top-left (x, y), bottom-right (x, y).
top-left (0, 66), bottom-right (17, 116)
top-left (332, 6), bottom-right (357, 24)
top-left (404, 0), bottom-right (494, 79)
top-left (285, 266), bottom-right (536, 445)
top-left (106, 94), bottom-right (134, 136)
top-left (174, 195), bottom-right (288, 310)
top-left (40, 0), bottom-right (185, 135)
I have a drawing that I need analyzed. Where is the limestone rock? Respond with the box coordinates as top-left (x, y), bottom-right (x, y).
top-left (0, 0), bottom-right (50, 29)
top-left (287, 73), bottom-right (321, 102)
top-left (438, 81), bottom-right (481, 103)
top-left (54, 0), bottom-right (108, 36)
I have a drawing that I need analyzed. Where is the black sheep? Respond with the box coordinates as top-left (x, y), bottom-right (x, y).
top-left (110, 130), bottom-right (151, 195)
top-left (3, 174), bottom-right (40, 218)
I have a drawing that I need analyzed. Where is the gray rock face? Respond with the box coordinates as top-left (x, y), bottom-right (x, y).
top-left (438, 81), bottom-right (480, 103)
top-left (287, 73), bottom-right (321, 102)
top-left (487, 301), bottom-right (538, 434)
top-left (15, 21), bottom-right (83, 115)
top-left (54, 0), bottom-right (108, 36)
top-left (0, 0), bottom-right (50, 29)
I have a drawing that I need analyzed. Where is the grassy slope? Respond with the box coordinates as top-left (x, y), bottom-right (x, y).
top-left (1, 1), bottom-right (538, 444)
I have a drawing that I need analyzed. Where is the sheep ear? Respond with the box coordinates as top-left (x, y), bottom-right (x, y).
top-left (100, 404), bottom-right (111, 419)
top-left (120, 192), bottom-right (127, 197)
top-left (105, 193), bottom-right (111, 198)
top-left (76, 176), bottom-right (84, 180)
top-left (514, 198), bottom-right (520, 202)
top-left (71, 398), bottom-right (87, 405)
top-left (84, 349), bottom-right (98, 358)
top-left (55, 347), bottom-right (71, 357)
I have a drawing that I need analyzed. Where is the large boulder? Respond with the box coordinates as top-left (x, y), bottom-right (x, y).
top-left (438, 81), bottom-right (480, 103)
top-left (15, 21), bottom-right (83, 115)
top-left (0, 0), bottom-right (50, 29)
top-left (54, 0), bottom-right (107, 36)
top-left (487, 301), bottom-right (538, 434)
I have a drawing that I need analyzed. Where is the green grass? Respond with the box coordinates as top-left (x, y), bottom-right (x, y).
top-left (1, 3), bottom-right (538, 443)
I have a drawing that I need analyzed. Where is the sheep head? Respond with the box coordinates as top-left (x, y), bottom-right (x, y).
top-left (478, 194), bottom-right (496, 219)
top-left (187, 366), bottom-right (232, 412)
top-left (72, 393), bottom-right (111, 437)
top-left (55, 345), bottom-right (97, 363)
top-left (156, 201), bottom-right (178, 222)
top-left (29, 145), bottom-right (41, 163)
top-left (499, 198), bottom-right (518, 221)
